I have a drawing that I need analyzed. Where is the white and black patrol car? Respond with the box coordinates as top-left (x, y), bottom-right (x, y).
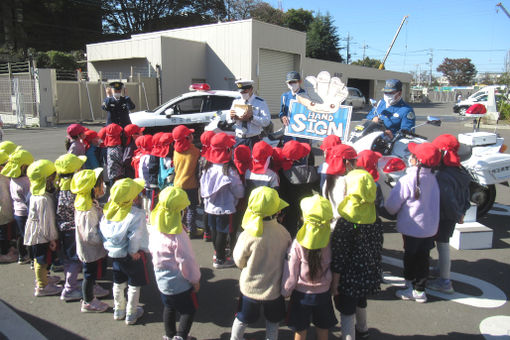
top-left (129, 83), bottom-right (240, 135)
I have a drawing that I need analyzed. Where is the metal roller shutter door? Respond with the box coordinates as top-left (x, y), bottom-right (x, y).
top-left (258, 49), bottom-right (297, 116)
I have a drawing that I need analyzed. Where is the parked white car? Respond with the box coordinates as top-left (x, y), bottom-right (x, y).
top-left (129, 83), bottom-right (239, 134)
top-left (454, 93), bottom-right (505, 115)
top-left (343, 87), bottom-right (366, 109)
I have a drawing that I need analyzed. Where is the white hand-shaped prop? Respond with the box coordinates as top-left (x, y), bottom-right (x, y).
top-left (297, 71), bottom-right (348, 114)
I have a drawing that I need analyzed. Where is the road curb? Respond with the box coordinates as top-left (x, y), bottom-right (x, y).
top-left (0, 300), bottom-right (47, 340)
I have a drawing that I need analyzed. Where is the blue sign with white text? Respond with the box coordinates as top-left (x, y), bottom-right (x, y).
top-left (284, 100), bottom-right (352, 141)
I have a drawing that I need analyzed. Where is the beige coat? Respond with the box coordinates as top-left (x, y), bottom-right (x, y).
top-left (24, 194), bottom-right (58, 246)
top-left (0, 175), bottom-right (13, 225)
top-left (233, 218), bottom-right (291, 301)
top-left (75, 204), bottom-right (108, 263)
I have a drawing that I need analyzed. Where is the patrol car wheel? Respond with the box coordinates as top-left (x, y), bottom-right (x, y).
top-left (470, 183), bottom-right (496, 218)
top-left (459, 107), bottom-right (468, 116)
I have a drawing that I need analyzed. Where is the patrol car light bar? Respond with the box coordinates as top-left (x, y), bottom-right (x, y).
top-left (189, 83), bottom-right (211, 91)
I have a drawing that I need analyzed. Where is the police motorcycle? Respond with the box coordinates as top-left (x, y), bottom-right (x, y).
top-left (347, 101), bottom-right (510, 218)
top-left (203, 111), bottom-right (285, 147)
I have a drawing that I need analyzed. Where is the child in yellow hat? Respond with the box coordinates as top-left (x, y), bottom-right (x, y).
top-left (331, 169), bottom-right (383, 340)
top-left (55, 153), bottom-right (92, 302)
top-left (281, 194), bottom-right (337, 340)
top-left (0, 147), bottom-right (16, 262)
top-left (70, 168), bottom-right (109, 313)
top-left (100, 177), bottom-right (149, 325)
top-left (149, 186), bottom-right (201, 340)
top-left (1, 146), bottom-right (33, 264)
top-left (230, 186), bottom-right (291, 340)
top-left (24, 159), bottom-right (62, 297)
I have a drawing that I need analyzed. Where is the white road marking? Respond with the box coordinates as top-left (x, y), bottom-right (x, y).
top-left (488, 203), bottom-right (510, 216)
top-left (382, 255), bottom-right (507, 309)
top-left (480, 315), bottom-right (510, 339)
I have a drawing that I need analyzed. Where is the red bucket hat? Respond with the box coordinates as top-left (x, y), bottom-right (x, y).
top-left (432, 134), bottom-right (461, 167)
top-left (83, 130), bottom-right (99, 149)
top-left (135, 134), bottom-right (153, 156)
top-left (173, 125), bottom-right (194, 153)
top-left (234, 145), bottom-right (252, 175)
top-left (67, 124), bottom-right (86, 138)
top-left (209, 132), bottom-right (235, 164)
top-left (152, 133), bottom-right (174, 158)
top-left (102, 123), bottom-right (123, 147)
top-left (326, 144), bottom-right (357, 175)
top-left (251, 141), bottom-right (274, 174)
top-left (408, 142), bottom-right (441, 168)
top-left (282, 140), bottom-right (311, 162)
top-left (200, 131), bottom-right (215, 160)
top-left (356, 150), bottom-right (382, 181)
top-left (320, 135), bottom-right (342, 151)
top-left (271, 147), bottom-right (292, 172)
top-left (124, 124), bottom-right (144, 145)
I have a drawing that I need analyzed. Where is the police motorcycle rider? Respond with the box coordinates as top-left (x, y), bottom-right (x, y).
top-left (102, 81), bottom-right (136, 127)
top-left (228, 79), bottom-right (271, 149)
top-left (366, 78), bottom-right (415, 140)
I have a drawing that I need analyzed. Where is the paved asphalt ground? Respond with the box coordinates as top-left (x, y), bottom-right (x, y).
top-left (1, 103), bottom-right (509, 340)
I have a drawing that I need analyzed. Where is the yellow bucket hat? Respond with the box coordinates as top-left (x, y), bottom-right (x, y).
top-left (70, 168), bottom-right (103, 211)
top-left (1, 148), bottom-right (34, 178)
top-left (55, 154), bottom-right (87, 190)
top-left (27, 159), bottom-right (56, 196)
top-left (150, 186), bottom-right (190, 235)
top-left (0, 151), bottom-right (8, 165)
top-left (337, 169), bottom-right (377, 225)
top-left (0, 141), bottom-right (17, 155)
top-left (104, 178), bottom-right (145, 222)
top-left (296, 195), bottom-right (333, 250)
top-left (242, 186), bottom-right (288, 237)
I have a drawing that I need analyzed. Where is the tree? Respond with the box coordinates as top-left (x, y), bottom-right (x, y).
top-left (283, 8), bottom-right (314, 32)
top-left (306, 13), bottom-right (343, 62)
top-left (250, 2), bottom-right (284, 26)
top-left (352, 57), bottom-right (384, 69)
top-left (224, 0), bottom-right (261, 21)
top-left (436, 58), bottom-right (477, 86)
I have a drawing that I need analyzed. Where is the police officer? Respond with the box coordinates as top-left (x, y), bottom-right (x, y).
top-left (279, 71), bottom-right (305, 126)
top-left (366, 78), bottom-right (415, 138)
top-left (102, 82), bottom-right (135, 127)
top-left (229, 79), bottom-right (271, 149)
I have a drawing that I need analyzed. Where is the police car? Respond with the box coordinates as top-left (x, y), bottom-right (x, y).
top-left (129, 83), bottom-right (239, 134)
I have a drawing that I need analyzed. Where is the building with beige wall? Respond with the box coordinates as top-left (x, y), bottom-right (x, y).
top-left (87, 19), bottom-right (412, 115)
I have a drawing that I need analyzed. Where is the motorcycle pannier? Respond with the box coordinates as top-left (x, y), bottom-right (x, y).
top-left (458, 132), bottom-right (497, 146)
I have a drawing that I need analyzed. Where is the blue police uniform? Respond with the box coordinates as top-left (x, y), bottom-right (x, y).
top-left (366, 98), bottom-right (415, 134)
top-left (102, 96), bottom-right (135, 127)
top-left (279, 88), bottom-right (306, 119)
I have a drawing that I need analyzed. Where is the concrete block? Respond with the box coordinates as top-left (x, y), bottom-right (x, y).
top-left (450, 221), bottom-right (493, 250)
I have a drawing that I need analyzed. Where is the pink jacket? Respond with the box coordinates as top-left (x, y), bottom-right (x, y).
top-left (149, 229), bottom-right (201, 295)
top-left (281, 239), bottom-right (332, 297)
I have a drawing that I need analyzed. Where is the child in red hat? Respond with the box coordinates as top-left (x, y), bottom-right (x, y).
top-left (155, 133), bottom-right (174, 190)
top-left (83, 130), bottom-right (102, 170)
top-left (356, 150), bottom-right (385, 217)
top-left (172, 125), bottom-right (202, 239)
top-left (200, 133), bottom-right (244, 268)
top-left (385, 142), bottom-right (441, 303)
top-left (321, 144), bottom-right (358, 229)
top-left (428, 135), bottom-right (471, 294)
top-left (122, 124), bottom-right (144, 179)
top-left (318, 135), bottom-right (342, 188)
top-left (278, 140), bottom-right (315, 237)
top-left (100, 123), bottom-right (124, 186)
top-left (199, 131), bottom-right (216, 242)
top-left (66, 124), bottom-right (87, 156)
top-left (245, 141), bottom-right (279, 196)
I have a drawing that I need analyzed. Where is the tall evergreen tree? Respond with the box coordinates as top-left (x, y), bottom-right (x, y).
top-left (306, 13), bottom-right (343, 62)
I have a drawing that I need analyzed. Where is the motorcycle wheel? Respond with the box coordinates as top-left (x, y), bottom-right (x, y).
top-left (469, 182), bottom-right (496, 218)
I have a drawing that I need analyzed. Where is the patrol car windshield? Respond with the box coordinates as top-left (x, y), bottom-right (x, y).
top-left (147, 95), bottom-right (183, 113)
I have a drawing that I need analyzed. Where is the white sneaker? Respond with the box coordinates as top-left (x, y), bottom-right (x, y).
top-left (114, 308), bottom-right (126, 320)
top-left (81, 298), bottom-right (109, 313)
top-left (94, 284), bottom-right (110, 298)
top-left (396, 287), bottom-right (427, 303)
top-left (34, 284), bottom-right (62, 297)
top-left (213, 258), bottom-right (235, 269)
top-left (61, 289), bottom-right (83, 302)
top-left (125, 306), bottom-right (144, 325)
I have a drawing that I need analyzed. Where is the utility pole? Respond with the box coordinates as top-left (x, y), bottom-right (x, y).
top-left (497, 2), bottom-right (510, 19)
top-left (346, 33), bottom-right (350, 64)
top-left (428, 49), bottom-right (433, 86)
top-left (362, 42), bottom-right (368, 60)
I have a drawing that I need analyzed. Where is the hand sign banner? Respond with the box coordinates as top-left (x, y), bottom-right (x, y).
top-left (285, 71), bottom-right (352, 141)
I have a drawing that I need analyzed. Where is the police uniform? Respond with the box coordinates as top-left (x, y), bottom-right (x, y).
top-left (366, 78), bottom-right (415, 134)
top-left (102, 82), bottom-right (135, 127)
top-left (228, 80), bottom-right (271, 149)
top-left (366, 99), bottom-right (415, 134)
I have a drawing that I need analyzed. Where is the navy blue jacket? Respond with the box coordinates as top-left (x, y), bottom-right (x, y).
top-left (436, 166), bottom-right (472, 222)
top-left (366, 99), bottom-right (415, 134)
top-left (102, 96), bottom-right (135, 127)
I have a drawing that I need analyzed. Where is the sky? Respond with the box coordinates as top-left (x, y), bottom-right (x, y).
top-left (267, 0), bottom-right (510, 76)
